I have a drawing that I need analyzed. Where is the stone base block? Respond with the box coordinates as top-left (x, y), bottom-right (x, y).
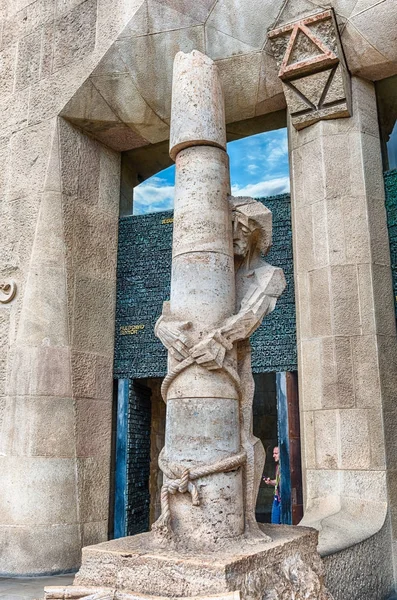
top-left (45, 525), bottom-right (332, 600)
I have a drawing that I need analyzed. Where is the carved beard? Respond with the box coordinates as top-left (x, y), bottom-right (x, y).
top-left (233, 238), bottom-right (249, 257)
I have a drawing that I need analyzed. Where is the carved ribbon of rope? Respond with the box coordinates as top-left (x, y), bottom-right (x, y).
top-left (155, 449), bottom-right (247, 532)
top-left (156, 347), bottom-right (245, 532)
top-left (161, 355), bottom-right (242, 402)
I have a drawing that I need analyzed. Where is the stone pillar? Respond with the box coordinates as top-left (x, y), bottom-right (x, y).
top-left (289, 76), bottom-right (396, 554)
top-left (0, 118), bottom-right (120, 575)
top-left (162, 51), bottom-right (244, 543)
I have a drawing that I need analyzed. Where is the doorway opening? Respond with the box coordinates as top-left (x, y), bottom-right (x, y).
top-left (112, 370), bottom-right (302, 537)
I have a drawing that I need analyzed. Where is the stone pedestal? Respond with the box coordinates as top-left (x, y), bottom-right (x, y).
top-left (46, 525), bottom-right (330, 600)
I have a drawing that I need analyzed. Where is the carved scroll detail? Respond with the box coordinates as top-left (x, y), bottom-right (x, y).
top-left (0, 281), bottom-right (16, 304)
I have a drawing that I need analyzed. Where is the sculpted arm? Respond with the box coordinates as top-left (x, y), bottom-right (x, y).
top-left (154, 301), bottom-right (192, 361)
top-left (190, 264), bottom-right (286, 368)
top-left (220, 264), bottom-right (286, 344)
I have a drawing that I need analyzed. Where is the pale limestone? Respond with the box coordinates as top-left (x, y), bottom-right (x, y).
top-left (15, 28), bottom-right (42, 91)
top-left (217, 52), bottom-right (262, 123)
top-left (0, 396), bottom-right (76, 457)
top-left (77, 456), bottom-right (112, 522)
top-left (314, 410), bottom-right (338, 470)
top-left (205, 26), bottom-right (258, 61)
top-left (0, 0), bottom-right (397, 588)
top-left (71, 527), bottom-right (330, 600)
top-left (91, 73), bottom-right (170, 144)
top-left (154, 51), bottom-right (286, 545)
top-left (339, 409), bottom-right (371, 469)
top-left (0, 523), bottom-right (81, 576)
top-left (206, 0), bottom-right (284, 50)
top-left (169, 51), bottom-right (226, 159)
top-left (349, 0), bottom-right (397, 64)
top-left (49, 47), bottom-right (333, 600)
top-left (291, 74), bottom-right (396, 564)
top-left (308, 267), bottom-right (332, 337)
top-left (75, 399), bottom-right (112, 458)
top-left (53, 0), bottom-right (96, 72)
top-left (0, 456), bottom-right (78, 525)
top-left (268, 10), bottom-right (351, 129)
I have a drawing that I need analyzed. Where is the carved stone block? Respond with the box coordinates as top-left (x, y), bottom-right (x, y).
top-left (268, 10), bottom-right (351, 130)
top-left (46, 525), bottom-right (332, 600)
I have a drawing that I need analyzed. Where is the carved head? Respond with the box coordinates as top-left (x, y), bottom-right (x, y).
top-left (230, 196), bottom-right (272, 259)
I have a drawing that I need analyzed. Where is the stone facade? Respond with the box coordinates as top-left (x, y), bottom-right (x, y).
top-left (0, 1), bottom-right (396, 599)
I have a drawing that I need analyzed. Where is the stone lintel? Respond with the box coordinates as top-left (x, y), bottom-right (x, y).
top-left (268, 9), bottom-right (351, 130)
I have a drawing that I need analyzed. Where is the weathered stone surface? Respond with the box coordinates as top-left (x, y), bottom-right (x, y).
top-left (0, 396), bottom-right (75, 457)
top-left (0, 523), bottom-right (81, 576)
top-left (290, 73), bottom-right (396, 564)
top-left (170, 51), bottom-right (226, 159)
top-left (0, 456), bottom-right (78, 525)
top-left (153, 51), bottom-right (287, 548)
top-left (1, 0), bottom-right (396, 586)
top-left (53, 0), bottom-right (97, 72)
top-left (73, 526), bottom-right (330, 600)
top-left (206, 0), bottom-right (283, 51)
top-left (268, 10), bottom-right (351, 129)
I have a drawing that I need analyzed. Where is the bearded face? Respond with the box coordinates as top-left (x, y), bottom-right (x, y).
top-left (232, 212), bottom-right (255, 258)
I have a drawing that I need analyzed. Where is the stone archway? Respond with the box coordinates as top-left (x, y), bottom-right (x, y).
top-left (1, 0), bottom-right (397, 581)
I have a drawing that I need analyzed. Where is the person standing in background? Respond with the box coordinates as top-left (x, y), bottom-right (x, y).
top-left (264, 446), bottom-right (281, 524)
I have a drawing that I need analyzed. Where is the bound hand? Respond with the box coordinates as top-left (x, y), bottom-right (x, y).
top-left (155, 319), bottom-right (192, 361)
top-left (190, 331), bottom-right (232, 370)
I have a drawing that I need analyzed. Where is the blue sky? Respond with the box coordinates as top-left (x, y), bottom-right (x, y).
top-left (133, 128), bottom-right (290, 215)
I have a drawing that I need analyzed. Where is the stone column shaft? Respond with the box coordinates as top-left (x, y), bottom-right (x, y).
top-left (289, 76), bottom-right (397, 555)
top-left (163, 51), bottom-right (244, 542)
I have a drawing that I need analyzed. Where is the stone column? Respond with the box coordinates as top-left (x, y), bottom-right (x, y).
top-left (0, 119), bottom-right (120, 575)
top-left (289, 75), bottom-right (396, 554)
top-left (159, 51), bottom-right (244, 544)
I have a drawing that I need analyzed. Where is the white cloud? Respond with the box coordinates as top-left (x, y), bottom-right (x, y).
top-left (133, 177), bottom-right (175, 215)
top-left (267, 135), bottom-right (288, 165)
top-left (231, 176), bottom-right (290, 198)
top-left (246, 163), bottom-right (259, 174)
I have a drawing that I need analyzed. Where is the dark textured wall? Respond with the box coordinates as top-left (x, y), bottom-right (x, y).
top-left (126, 380), bottom-right (152, 536)
top-left (384, 168), bottom-right (397, 321)
top-left (114, 194), bottom-right (297, 379)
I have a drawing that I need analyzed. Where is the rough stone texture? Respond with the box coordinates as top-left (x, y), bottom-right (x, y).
top-left (0, 117), bottom-right (120, 575)
top-left (289, 75), bottom-right (397, 579)
top-left (151, 51), bottom-right (287, 547)
top-left (55, 1), bottom-right (397, 151)
top-left (72, 526), bottom-right (331, 600)
top-left (169, 50), bottom-right (226, 159)
top-left (268, 11), bottom-right (351, 129)
top-left (323, 518), bottom-right (394, 600)
top-left (0, 0), bottom-right (396, 583)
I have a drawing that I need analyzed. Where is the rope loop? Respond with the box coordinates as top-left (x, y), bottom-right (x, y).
top-left (153, 450), bottom-right (247, 534)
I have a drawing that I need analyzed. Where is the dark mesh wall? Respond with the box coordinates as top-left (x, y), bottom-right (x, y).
top-left (126, 380), bottom-right (152, 535)
top-left (384, 169), bottom-right (397, 321)
top-left (114, 193), bottom-right (297, 378)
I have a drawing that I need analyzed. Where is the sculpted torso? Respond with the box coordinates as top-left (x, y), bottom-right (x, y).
top-left (154, 196), bottom-right (286, 538)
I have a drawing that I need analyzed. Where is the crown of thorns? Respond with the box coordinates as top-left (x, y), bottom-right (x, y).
top-left (229, 196), bottom-right (272, 255)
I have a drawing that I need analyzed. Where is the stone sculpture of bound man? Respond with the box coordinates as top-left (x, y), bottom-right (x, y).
top-left (155, 194), bottom-right (286, 540)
